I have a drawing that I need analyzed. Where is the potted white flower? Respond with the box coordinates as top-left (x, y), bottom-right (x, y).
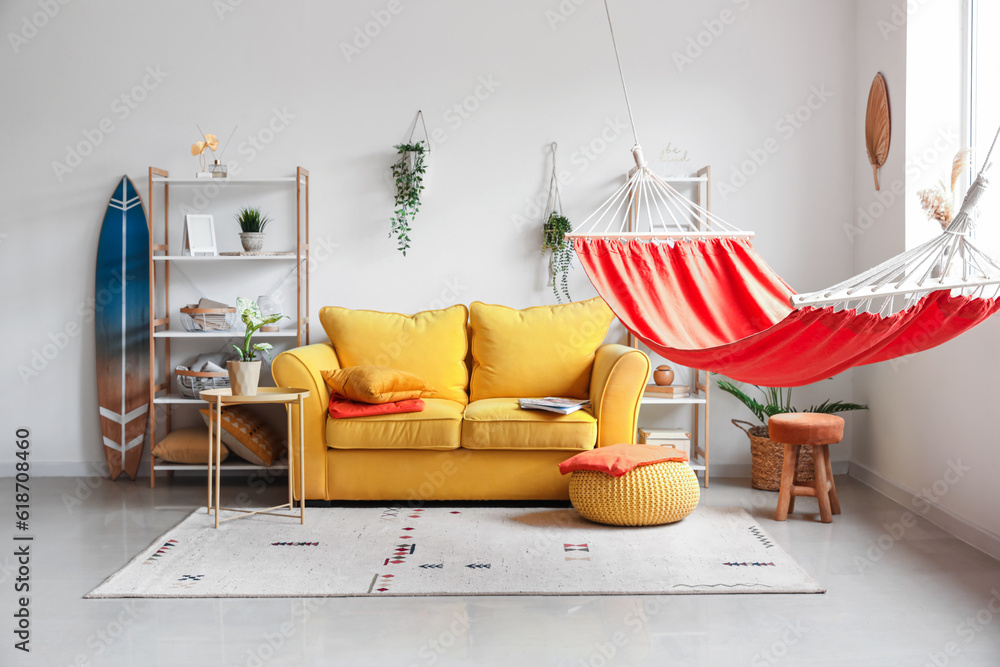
top-left (228, 297), bottom-right (286, 395)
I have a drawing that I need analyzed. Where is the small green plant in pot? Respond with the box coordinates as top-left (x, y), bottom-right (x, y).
top-left (389, 141), bottom-right (427, 256)
top-left (228, 297), bottom-right (287, 396)
top-left (717, 379), bottom-right (868, 490)
top-left (542, 211), bottom-right (573, 303)
top-left (235, 207), bottom-right (272, 253)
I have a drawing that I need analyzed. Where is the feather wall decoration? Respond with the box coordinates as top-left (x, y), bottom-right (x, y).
top-left (865, 73), bottom-right (891, 191)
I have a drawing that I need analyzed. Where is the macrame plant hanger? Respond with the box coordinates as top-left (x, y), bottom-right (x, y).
top-left (543, 142), bottom-right (565, 290)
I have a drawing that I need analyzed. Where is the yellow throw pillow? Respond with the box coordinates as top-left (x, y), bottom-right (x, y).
top-left (321, 365), bottom-right (436, 404)
top-left (469, 297), bottom-right (615, 401)
top-left (151, 426), bottom-right (229, 464)
top-left (199, 407), bottom-right (285, 466)
top-left (319, 304), bottom-right (469, 404)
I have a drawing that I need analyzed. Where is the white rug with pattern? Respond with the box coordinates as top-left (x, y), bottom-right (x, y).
top-left (86, 506), bottom-right (824, 598)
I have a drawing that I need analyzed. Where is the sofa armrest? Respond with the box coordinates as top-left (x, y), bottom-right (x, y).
top-left (589, 344), bottom-right (651, 447)
top-left (271, 343), bottom-right (339, 500)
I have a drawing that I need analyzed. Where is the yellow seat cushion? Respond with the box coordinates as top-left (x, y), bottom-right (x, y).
top-left (461, 398), bottom-right (597, 451)
top-left (469, 298), bottom-right (615, 401)
top-left (151, 426), bottom-right (229, 464)
top-left (319, 304), bottom-right (469, 405)
top-left (326, 398), bottom-right (464, 450)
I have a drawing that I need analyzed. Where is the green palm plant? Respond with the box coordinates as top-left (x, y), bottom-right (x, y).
top-left (716, 379), bottom-right (868, 425)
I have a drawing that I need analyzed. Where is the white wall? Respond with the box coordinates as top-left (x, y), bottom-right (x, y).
top-left (1, 0), bottom-right (858, 475)
top-left (851, 0), bottom-right (1000, 554)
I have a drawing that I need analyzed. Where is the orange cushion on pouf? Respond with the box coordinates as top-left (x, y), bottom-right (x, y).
top-left (558, 443), bottom-right (688, 477)
top-left (768, 413), bottom-right (845, 446)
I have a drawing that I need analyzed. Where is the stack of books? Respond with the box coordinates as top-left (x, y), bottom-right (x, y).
top-left (518, 397), bottom-right (591, 415)
top-left (644, 384), bottom-right (691, 398)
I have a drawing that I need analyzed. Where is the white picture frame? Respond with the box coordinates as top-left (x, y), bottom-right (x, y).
top-left (182, 214), bottom-right (217, 256)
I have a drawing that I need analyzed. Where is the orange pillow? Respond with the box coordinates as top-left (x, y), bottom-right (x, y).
top-left (558, 443), bottom-right (688, 477)
top-left (328, 396), bottom-right (425, 419)
top-left (321, 365), bottom-right (436, 404)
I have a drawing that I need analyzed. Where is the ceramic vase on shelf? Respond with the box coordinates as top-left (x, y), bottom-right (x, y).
top-left (653, 365), bottom-right (674, 386)
top-left (227, 360), bottom-right (261, 396)
top-left (239, 232), bottom-right (264, 253)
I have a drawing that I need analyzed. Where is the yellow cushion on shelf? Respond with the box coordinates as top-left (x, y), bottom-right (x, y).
top-left (569, 461), bottom-right (700, 526)
top-left (151, 426), bottom-right (229, 464)
top-left (461, 398), bottom-right (597, 451)
top-left (199, 407), bottom-right (285, 466)
top-left (326, 398), bottom-right (465, 451)
top-left (321, 365), bottom-right (436, 404)
top-left (469, 298), bottom-right (615, 401)
top-left (319, 305), bottom-right (469, 405)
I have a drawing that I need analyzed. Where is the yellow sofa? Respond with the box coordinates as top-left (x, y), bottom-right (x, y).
top-left (272, 299), bottom-right (651, 502)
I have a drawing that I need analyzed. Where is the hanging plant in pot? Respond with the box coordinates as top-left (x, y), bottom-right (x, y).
top-left (542, 211), bottom-right (573, 303)
top-left (228, 297), bottom-right (286, 396)
top-left (717, 380), bottom-right (868, 491)
top-left (389, 140), bottom-right (427, 256)
top-left (235, 207), bottom-right (271, 253)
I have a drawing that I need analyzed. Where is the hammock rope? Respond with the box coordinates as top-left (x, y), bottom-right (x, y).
top-left (565, 1), bottom-right (1000, 386)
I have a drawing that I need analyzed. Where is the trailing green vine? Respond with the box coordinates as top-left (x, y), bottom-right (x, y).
top-left (542, 211), bottom-right (573, 303)
top-left (389, 141), bottom-right (427, 256)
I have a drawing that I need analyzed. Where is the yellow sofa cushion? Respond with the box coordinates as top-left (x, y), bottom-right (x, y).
top-left (326, 398), bottom-right (464, 450)
top-left (320, 365), bottom-right (436, 404)
top-left (461, 398), bottom-right (597, 451)
top-left (319, 305), bottom-right (469, 405)
top-left (469, 298), bottom-right (615, 401)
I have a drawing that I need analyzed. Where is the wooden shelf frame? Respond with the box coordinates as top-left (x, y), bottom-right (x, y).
top-left (146, 167), bottom-right (310, 486)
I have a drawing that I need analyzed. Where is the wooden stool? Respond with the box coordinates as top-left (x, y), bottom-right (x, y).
top-left (769, 413), bottom-right (844, 523)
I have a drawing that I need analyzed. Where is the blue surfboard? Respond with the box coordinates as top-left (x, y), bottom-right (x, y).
top-left (95, 177), bottom-right (150, 480)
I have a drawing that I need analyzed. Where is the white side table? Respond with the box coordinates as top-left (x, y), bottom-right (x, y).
top-left (199, 387), bottom-right (309, 529)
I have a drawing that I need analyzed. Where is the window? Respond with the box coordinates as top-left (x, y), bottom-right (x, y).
top-left (969, 0), bottom-right (1000, 253)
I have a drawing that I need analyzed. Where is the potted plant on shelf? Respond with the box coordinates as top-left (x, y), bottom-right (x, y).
top-left (235, 207), bottom-right (272, 253)
top-left (389, 140), bottom-right (427, 256)
top-left (228, 297), bottom-right (287, 396)
top-left (717, 380), bottom-right (868, 491)
top-left (542, 211), bottom-right (573, 303)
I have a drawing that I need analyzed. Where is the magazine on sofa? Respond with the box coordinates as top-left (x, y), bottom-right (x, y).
top-left (518, 397), bottom-right (591, 415)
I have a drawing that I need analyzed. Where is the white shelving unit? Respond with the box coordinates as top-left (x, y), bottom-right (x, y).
top-left (146, 167), bottom-right (310, 486)
top-left (631, 165), bottom-right (712, 486)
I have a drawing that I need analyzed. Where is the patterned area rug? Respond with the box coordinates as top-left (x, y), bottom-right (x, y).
top-left (86, 506), bottom-right (823, 598)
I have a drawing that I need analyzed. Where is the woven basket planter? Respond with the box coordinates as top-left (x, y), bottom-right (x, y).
top-left (733, 419), bottom-right (815, 491)
top-left (569, 461), bottom-right (700, 526)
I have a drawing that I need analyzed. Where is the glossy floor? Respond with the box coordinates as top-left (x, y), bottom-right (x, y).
top-left (3, 474), bottom-right (1000, 666)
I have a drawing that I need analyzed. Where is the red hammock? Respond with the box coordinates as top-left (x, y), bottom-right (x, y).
top-left (575, 237), bottom-right (1000, 386)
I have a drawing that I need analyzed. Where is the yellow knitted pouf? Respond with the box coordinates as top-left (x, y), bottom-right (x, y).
top-left (569, 461), bottom-right (701, 526)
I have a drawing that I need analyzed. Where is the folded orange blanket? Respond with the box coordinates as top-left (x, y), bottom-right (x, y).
top-left (328, 394), bottom-right (425, 419)
top-left (558, 443), bottom-right (688, 477)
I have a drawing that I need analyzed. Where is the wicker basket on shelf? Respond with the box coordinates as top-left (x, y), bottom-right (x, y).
top-left (732, 419), bottom-right (815, 491)
top-left (179, 305), bottom-right (238, 332)
top-left (175, 367), bottom-right (231, 398)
